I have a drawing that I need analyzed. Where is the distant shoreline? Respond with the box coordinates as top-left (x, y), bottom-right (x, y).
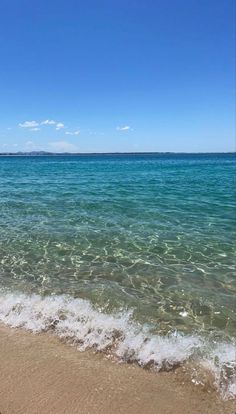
top-left (0, 151), bottom-right (235, 156)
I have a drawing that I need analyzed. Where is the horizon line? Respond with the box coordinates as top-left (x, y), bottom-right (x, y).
top-left (0, 151), bottom-right (235, 156)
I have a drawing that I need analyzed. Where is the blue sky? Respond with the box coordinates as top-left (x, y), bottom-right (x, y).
top-left (0, 0), bottom-right (235, 153)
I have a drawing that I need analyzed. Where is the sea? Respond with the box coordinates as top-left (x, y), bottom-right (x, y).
top-left (0, 153), bottom-right (235, 398)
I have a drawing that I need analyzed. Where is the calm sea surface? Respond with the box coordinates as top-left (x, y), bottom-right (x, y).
top-left (0, 153), bottom-right (235, 334)
top-left (0, 153), bottom-right (235, 396)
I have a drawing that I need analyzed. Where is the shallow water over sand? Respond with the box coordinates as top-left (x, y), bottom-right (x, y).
top-left (0, 154), bottom-right (235, 397)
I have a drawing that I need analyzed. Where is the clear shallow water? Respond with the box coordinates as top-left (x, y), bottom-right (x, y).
top-left (0, 154), bottom-right (235, 397)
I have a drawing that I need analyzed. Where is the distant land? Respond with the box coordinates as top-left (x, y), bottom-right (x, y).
top-left (0, 151), bottom-right (235, 156)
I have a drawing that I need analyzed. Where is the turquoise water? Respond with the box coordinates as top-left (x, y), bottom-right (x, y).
top-left (0, 154), bottom-right (235, 396)
top-left (0, 154), bottom-right (235, 334)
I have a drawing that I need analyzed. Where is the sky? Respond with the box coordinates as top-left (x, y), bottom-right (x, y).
top-left (0, 0), bottom-right (235, 153)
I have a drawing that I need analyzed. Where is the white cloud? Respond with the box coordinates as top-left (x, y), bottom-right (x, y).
top-left (48, 141), bottom-right (79, 153)
top-left (19, 119), bottom-right (65, 129)
top-left (18, 119), bottom-right (67, 131)
top-left (19, 121), bottom-right (39, 128)
top-left (55, 122), bottom-right (65, 130)
top-left (65, 130), bottom-right (80, 136)
top-left (116, 125), bottom-right (132, 131)
top-left (41, 119), bottom-right (56, 125)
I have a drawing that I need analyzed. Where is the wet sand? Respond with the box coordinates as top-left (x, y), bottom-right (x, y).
top-left (0, 324), bottom-right (234, 414)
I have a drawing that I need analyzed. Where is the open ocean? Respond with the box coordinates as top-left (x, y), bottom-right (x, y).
top-left (0, 153), bottom-right (235, 398)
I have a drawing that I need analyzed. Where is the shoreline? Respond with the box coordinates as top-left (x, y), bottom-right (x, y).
top-left (0, 324), bottom-right (234, 414)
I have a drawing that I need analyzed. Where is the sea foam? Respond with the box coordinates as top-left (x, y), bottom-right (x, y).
top-left (0, 291), bottom-right (235, 399)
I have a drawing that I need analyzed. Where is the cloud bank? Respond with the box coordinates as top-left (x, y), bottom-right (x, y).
top-left (18, 119), bottom-right (65, 131)
top-left (19, 121), bottom-right (39, 128)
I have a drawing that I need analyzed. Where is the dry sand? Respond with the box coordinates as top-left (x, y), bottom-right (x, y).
top-left (0, 324), bottom-right (235, 414)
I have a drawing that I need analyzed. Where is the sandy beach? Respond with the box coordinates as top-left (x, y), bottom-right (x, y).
top-left (0, 324), bottom-right (234, 414)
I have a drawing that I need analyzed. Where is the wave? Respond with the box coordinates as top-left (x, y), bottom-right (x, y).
top-left (0, 291), bottom-right (235, 399)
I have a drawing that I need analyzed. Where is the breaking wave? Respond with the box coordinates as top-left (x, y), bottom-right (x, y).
top-left (0, 291), bottom-right (235, 399)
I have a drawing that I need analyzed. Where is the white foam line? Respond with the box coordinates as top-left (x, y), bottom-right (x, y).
top-left (0, 291), bottom-right (235, 399)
